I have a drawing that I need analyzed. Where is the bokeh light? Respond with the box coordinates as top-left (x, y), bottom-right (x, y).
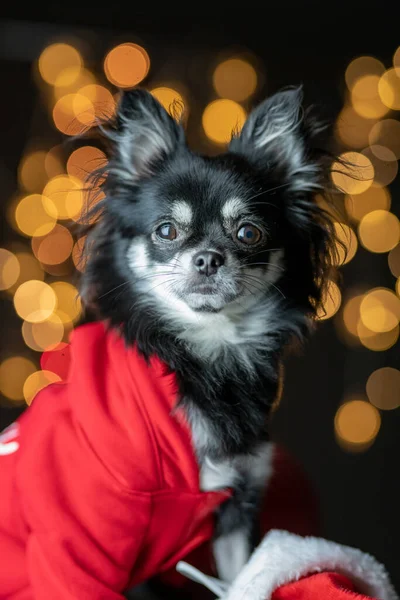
top-left (67, 146), bottom-right (107, 182)
top-left (378, 68), bottom-right (400, 110)
top-left (45, 146), bottom-right (65, 178)
top-left (357, 320), bottom-right (399, 351)
top-left (366, 367), bottom-right (400, 410)
top-left (22, 314), bottom-right (65, 352)
top-left (14, 280), bottom-right (57, 323)
top-left (362, 146), bottom-right (398, 187)
top-left (213, 58), bottom-right (257, 101)
top-left (345, 56), bottom-right (385, 90)
top-left (358, 210), bottom-right (400, 253)
top-left (351, 74), bottom-right (389, 119)
top-left (104, 43), bottom-right (150, 88)
top-left (359, 287), bottom-right (400, 333)
top-left (53, 68), bottom-right (96, 101)
top-left (335, 106), bottom-right (377, 149)
top-left (15, 194), bottom-right (57, 237)
top-left (0, 249), bottom-right (20, 291)
top-left (0, 357), bottom-right (36, 401)
top-left (333, 223), bottom-right (358, 265)
top-left (335, 399), bottom-right (381, 451)
top-left (5, 252), bottom-right (44, 296)
top-left (53, 93), bottom-right (92, 135)
top-left (342, 294), bottom-right (364, 338)
top-left (50, 282), bottom-right (82, 324)
top-left (344, 186), bottom-right (391, 222)
top-left (368, 119), bottom-right (400, 160)
top-left (23, 370), bottom-right (62, 405)
top-left (331, 152), bottom-right (374, 194)
top-left (74, 84), bottom-right (115, 125)
top-left (18, 151), bottom-right (48, 193)
top-left (150, 87), bottom-right (185, 117)
top-left (43, 175), bottom-right (83, 221)
top-left (31, 224), bottom-right (73, 265)
top-left (394, 46), bottom-right (400, 69)
top-left (72, 236), bottom-right (88, 272)
top-left (316, 280), bottom-right (342, 320)
top-left (388, 244), bottom-right (400, 278)
top-left (38, 43), bottom-right (82, 86)
top-left (202, 99), bottom-right (246, 145)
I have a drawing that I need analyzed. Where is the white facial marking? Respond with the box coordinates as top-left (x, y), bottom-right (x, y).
top-left (222, 197), bottom-right (247, 223)
top-left (171, 201), bottom-right (193, 227)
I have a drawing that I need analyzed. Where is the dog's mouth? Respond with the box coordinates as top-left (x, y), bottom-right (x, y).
top-left (190, 283), bottom-right (220, 295)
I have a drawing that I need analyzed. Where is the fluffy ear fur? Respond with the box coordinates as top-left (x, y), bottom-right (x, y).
top-left (229, 87), bottom-right (323, 194)
top-left (110, 89), bottom-right (185, 184)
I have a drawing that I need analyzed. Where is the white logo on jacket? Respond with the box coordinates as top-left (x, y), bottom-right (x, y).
top-left (0, 422), bottom-right (20, 455)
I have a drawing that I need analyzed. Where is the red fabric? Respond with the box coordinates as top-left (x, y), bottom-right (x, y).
top-left (0, 322), bottom-right (380, 600)
top-left (273, 571), bottom-right (364, 599)
top-left (0, 322), bottom-right (229, 599)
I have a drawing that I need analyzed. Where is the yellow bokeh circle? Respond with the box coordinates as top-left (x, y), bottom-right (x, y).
top-left (202, 99), bottom-right (246, 145)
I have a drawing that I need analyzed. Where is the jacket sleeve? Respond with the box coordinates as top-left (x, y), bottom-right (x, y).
top-left (24, 490), bottom-right (151, 599)
top-left (16, 385), bottom-right (153, 599)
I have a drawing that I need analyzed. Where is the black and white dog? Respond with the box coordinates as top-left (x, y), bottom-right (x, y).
top-left (80, 87), bottom-right (336, 583)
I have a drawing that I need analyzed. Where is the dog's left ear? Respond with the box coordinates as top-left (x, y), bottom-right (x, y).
top-left (229, 87), bottom-right (323, 194)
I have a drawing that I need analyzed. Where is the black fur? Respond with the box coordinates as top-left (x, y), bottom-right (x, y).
top-left (78, 88), bottom-right (336, 461)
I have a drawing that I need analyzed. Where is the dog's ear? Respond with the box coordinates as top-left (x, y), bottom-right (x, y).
top-left (229, 87), bottom-right (322, 194)
top-left (111, 89), bottom-right (185, 183)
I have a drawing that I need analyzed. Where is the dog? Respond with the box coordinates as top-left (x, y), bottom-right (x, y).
top-left (79, 86), bottom-right (337, 584)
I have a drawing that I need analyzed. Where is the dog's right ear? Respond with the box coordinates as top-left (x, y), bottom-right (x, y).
top-left (111, 89), bottom-right (185, 183)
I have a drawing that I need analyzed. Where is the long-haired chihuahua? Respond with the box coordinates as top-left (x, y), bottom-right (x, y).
top-left (80, 86), bottom-right (337, 583)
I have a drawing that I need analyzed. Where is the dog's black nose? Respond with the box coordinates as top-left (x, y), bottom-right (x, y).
top-left (193, 251), bottom-right (224, 276)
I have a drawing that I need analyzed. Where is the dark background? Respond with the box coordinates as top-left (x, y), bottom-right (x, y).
top-left (1, 3), bottom-right (400, 590)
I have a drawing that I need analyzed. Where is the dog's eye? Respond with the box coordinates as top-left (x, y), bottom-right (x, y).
top-left (237, 224), bottom-right (262, 245)
top-left (156, 223), bottom-right (178, 241)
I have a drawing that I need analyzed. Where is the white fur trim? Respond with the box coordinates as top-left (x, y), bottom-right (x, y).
top-left (223, 529), bottom-right (398, 600)
top-left (177, 530), bottom-right (398, 600)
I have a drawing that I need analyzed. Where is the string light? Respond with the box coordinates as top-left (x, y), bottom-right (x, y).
top-left (22, 314), bottom-right (65, 352)
top-left (31, 225), bottom-right (73, 265)
top-left (150, 87), bottom-right (185, 116)
top-left (23, 370), bottom-right (61, 405)
top-left (366, 367), bottom-right (400, 410)
top-left (15, 194), bottom-right (57, 237)
top-left (368, 119), bottom-right (400, 159)
top-left (345, 56), bottom-right (385, 90)
top-left (38, 43), bottom-right (82, 86)
top-left (0, 249), bottom-right (20, 291)
top-left (359, 288), bottom-right (400, 333)
top-left (43, 175), bottom-right (83, 221)
top-left (344, 186), bottom-right (391, 222)
top-left (104, 43), bottom-right (150, 88)
top-left (316, 280), bottom-right (342, 320)
top-left (358, 210), bottom-right (400, 253)
top-left (202, 99), bottom-right (246, 144)
top-left (334, 399), bottom-right (381, 452)
top-left (0, 357), bottom-right (37, 402)
top-left (333, 223), bottom-right (358, 265)
top-left (213, 58), bottom-right (257, 101)
top-left (331, 152), bottom-right (374, 194)
top-left (388, 245), bottom-right (400, 278)
top-left (378, 68), bottom-right (400, 110)
top-left (13, 280), bottom-right (57, 323)
top-left (18, 151), bottom-right (49, 193)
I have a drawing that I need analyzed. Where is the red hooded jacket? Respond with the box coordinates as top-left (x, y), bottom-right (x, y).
top-left (0, 322), bottom-right (395, 599)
